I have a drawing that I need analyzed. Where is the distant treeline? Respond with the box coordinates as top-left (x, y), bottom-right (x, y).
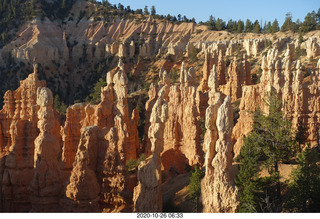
top-left (100, 0), bottom-right (320, 34)
top-left (1, 0), bottom-right (319, 47)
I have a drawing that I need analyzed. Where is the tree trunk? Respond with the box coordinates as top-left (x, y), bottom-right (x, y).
top-left (274, 162), bottom-right (282, 211)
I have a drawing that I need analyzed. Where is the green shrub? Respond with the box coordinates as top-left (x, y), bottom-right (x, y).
top-left (126, 154), bottom-right (147, 171)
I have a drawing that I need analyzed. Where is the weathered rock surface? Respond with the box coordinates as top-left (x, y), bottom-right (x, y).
top-left (133, 93), bottom-right (168, 212)
top-left (0, 63), bottom-right (45, 212)
top-left (0, 59), bottom-right (138, 212)
top-left (30, 87), bottom-right (62, 212)
top-left (220, 55), bottom-right (252, 102)
top-left (162, 63), bottom-right (203, 174)
top-left (61, 126), bottom-right (102, 212)
top-left (1, 2), bottom-right (320, 212)
top-left (201, 96), bottom-right (239, 213)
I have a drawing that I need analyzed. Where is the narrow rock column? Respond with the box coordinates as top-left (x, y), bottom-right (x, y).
top-left (133, 93), bottom-right (168, 212)
top-left (30, 87), bottom-right (61, 212)
top-left (201, 96), bottom-right (239, 213)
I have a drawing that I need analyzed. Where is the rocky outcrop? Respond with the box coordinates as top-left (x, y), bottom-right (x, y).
top-left (305, 37), bottom-right (320, 58)
top-left (217, 50), bottom-right (226, 85)
top-left (0, 56), bottom-right (140, 212)
top-left (202, 96), bottom-right (239, 213)
top-left (161, 63), bottom-right (203, 174)
top-left (143, 84), bottom-right (158, 156)
top-left (30, 87), bottom-right (62, 212)
top-left (243, 39), bottom-right (267, 57)
top-left (133, 93), bottom-right (168, 212)
top-left (220, 55), bottom-right (252, 102)
top-left (99, 125), bottom-right (132, 213)
top-left (61, 126), bottom-right (102, 212)
top-left (0, 62), bottom-right (45, 212)
top-left (232, 43), bottom-right (320, 157)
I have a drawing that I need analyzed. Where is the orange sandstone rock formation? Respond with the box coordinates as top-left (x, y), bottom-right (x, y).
top-left (162, 63), bottom-right (203, 173)
top-left (0, 62), bottom-right (45, 212)
top-left (30, 87), bottom-right (62, 212)
top-left (61, 126), bottom-right (102, 212)
top-left (133, 93), bottom-right (168, 212)
top-left (202, 96), bottom-right (239, 213)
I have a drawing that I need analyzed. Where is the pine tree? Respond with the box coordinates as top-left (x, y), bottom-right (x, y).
top-left (237, 20), bottom-right (244, 33)
top-left (281, 12), bottom-right (293, 32)
top-left (285, 145), bottom-right (320, 212)
top-left (295, 120), bottom-right (308, 152)
top-left (301, 11), bottom-right (318, 32)
top-left (253, 20), bottom-right (261, 33)
top-left (271, 19), bottom-right (279, 33)
top-left (236, 93), bottom-right (295, 212)
top-left (215, 18), bottom-right (225, 31)
top-left (235, 130), bottom-right (262, 212)
top-left (188, 165), bottom-right (204, 212)
top-left (245, 19), bottom-right (252, 32)
top-left (151, 5), bottom-right (156, 16)
top-left (143, 5), bottom-right (149, 15)
top-left (258, 94), bottom-right (295, 203)
top-left (86, 78), bottom-right (107, 104)
top-left (207, 15), bottom-right (216, 30)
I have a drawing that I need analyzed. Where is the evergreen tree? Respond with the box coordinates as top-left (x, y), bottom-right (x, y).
top-left (245, 19), bottom-right (252, 32)
top-left (117, 3), bottom-right (124, 11)
top-left (177, 14), bottom-right (181, 22)
top-left (271, 19), bottom-right (279, 33)
top-left (295, 120), bottom-right (308, 152)
top-left (237, 20), bottom-right (244, 33)
top-left (151, 5), bottom-right (156, 16)
top-left (281, 12), bottom-right (293, 32)
top-left (215, 18), bottom-right (225, 31)
top-left (227, 19), bottom-right (236, 32)
top-left (301, 11), bottom-right (318, 32)
top-left (86, 78), bottom-right (107, 104)
top-left (253, 20), bottom-right (261, 33)
top-left (135, 8), bottom-right (142, 15)
top-left (188, 165), bottom-right (204, 212)
top-left (236, 93), bottom-right (295, 212)
top-left (258, 94), bottom-right (295, 202)
top-left (143, 5), bottom-right (149, 15)
top-left (264, 21), bottom-right (271, 33)
top-left (207, 15), bottom-right (216, 30)
top-left (285, 145), bottom-right (320, 212)
top-left (53, 94), bottom-right (67, 115)
top-left (235, 130), bottom-right (262, 212)
top-left (298, 31), bottom-right (304, 43)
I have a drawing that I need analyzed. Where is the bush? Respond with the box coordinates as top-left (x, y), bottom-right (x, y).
top-left (53, 94), bottom-right (68, 115)
top-left (85, 78), bottom-right (107, 104)
top-left (126, 154), bottom-right (147, 171)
